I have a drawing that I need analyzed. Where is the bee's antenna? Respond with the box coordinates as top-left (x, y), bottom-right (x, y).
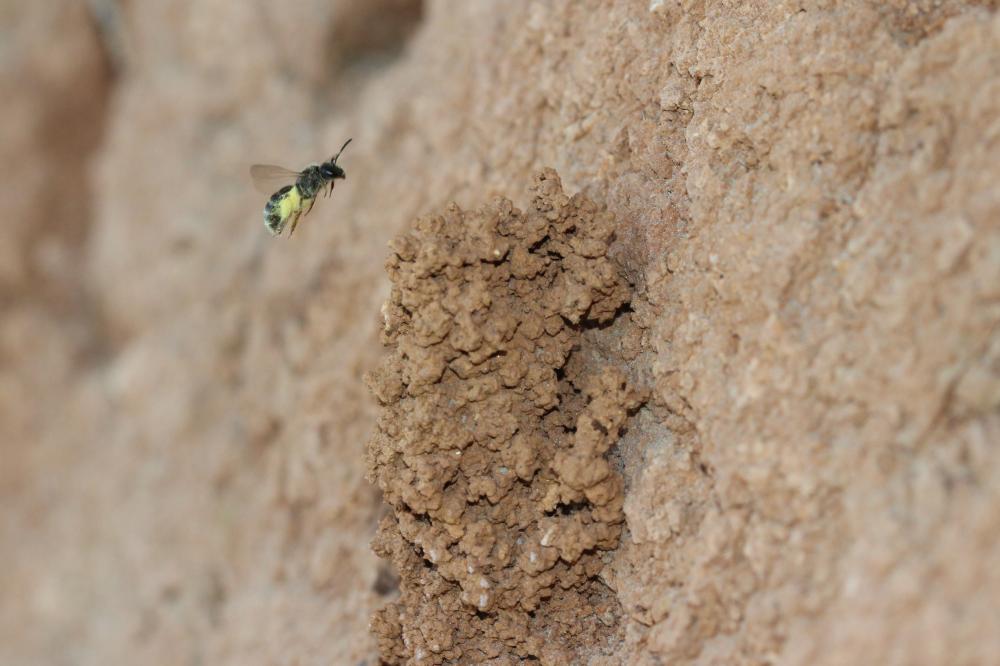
top-left (332, 138), bottom-right (352, 164)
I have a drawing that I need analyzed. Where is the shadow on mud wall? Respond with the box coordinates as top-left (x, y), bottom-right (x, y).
top-left (253, 0), bottom-right (425, 86)
top-left (325, 0), bottom-right (424, 75)
top-left (0, 2), bottom-right (113, 319)
top-left (0, 0), bottom-right (114, 616)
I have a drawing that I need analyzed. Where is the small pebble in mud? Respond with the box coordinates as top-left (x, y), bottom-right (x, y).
top-left (372, 564), bottom-right (399, 596)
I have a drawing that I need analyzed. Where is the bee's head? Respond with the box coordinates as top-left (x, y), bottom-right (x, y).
top-left (321, 138), bottom-right (352, 180)
top-left (320, 163), bottom-right (345, 180)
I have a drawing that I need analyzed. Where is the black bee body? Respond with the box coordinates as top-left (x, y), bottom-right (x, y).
top-left (254, 138), bottom-right (351, 237)
top-left (295, 161), bottom-right (346, 200)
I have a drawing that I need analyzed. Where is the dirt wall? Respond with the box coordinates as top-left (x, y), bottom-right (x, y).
top-left (1, 1), bottom-right (998, 665)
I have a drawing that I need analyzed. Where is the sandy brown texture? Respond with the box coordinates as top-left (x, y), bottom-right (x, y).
top-left (1, 1), bottom-right (998, 665)
top-left (367, 170), bottom-right (644, 663)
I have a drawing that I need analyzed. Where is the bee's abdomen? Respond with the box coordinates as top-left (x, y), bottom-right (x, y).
top-left (263, 202), bottom-right (283, 235)
top-left (263, 184), bottom-right (301, 235)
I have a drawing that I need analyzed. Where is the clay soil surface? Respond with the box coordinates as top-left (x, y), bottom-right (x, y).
top-left (2, 1), bottom-right (999, 665)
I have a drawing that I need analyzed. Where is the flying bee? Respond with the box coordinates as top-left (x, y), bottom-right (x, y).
top-left (250, 138), bottom-right (352, 236)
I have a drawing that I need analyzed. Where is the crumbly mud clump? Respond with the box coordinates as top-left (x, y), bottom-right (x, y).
top-left (367, 169), bottom-right (644, 664)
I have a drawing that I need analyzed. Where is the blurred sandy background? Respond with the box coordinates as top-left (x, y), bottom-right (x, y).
top-left (1, 1), bottom-right (999, 664)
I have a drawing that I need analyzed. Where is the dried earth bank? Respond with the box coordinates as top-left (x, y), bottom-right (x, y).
top-left (1, 1), bottom-right (998, 665)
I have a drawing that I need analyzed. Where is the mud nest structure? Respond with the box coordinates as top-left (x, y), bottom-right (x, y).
top-left (367, 169), bottom-right (645, 663)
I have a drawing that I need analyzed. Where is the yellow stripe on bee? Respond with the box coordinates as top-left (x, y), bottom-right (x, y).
top-left (278, 186), bottom-right (303, 218)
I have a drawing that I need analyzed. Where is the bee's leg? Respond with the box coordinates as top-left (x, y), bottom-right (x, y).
top-left (288, 210), bottom-right (303, 236)
top-left (305, 198), bottom-right (316, 215)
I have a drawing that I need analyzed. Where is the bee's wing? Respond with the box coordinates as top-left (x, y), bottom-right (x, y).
top-left (249, 164), bottom-right (301, 195)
